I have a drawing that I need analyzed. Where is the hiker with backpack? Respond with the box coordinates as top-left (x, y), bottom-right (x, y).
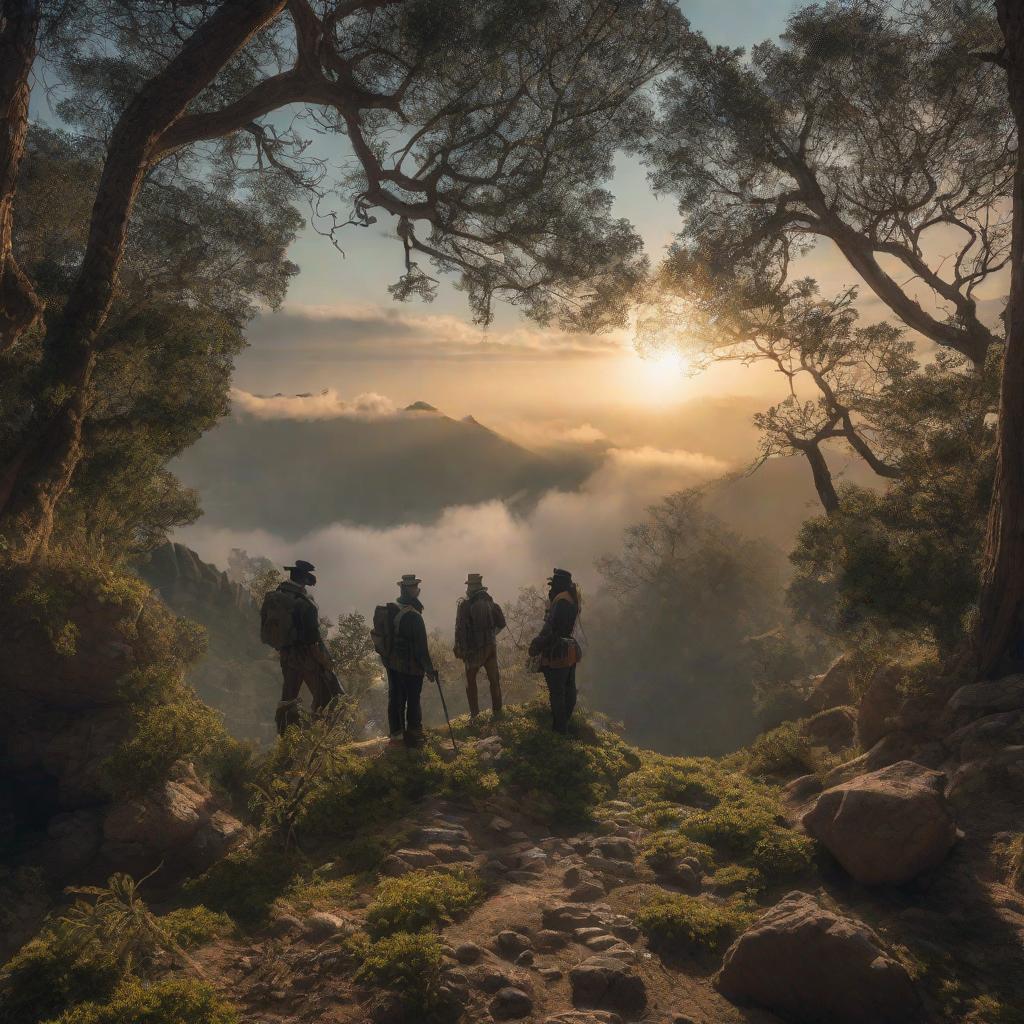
top-left (454, 573), bottom-right (506, 719)
top-left (371, 574), bottom-right (438, 747)
top-left (260, 559), bottom-right (345, 734)
top-left (528, 567), bottom-right (583, 735)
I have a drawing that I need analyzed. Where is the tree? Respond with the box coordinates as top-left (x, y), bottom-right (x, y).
top-left (638, 263), bottom-right (914, 513)
top-left (646, 0), bottom-right (1010, 369)
top-left (0, 0), bottom-right (690, 556)
top-left (589, 490), bottom-right (786, 755)
top-left (978, 3), bottom-right (1024, 675)
top-left (1, 126), bottom-right (300, 557)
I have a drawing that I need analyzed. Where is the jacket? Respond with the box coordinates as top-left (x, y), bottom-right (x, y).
top-left (529, 588), bottom-right (579, 665)
top-left (277, 580), bottom-right (321, 647)
top-left (391, 596), bottom-right (436, 677)
top-left (454, 591), bottom-right (506, 662)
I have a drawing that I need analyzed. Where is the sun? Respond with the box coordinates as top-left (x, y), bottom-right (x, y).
top-left (647, 349), bottom-right (690, 376)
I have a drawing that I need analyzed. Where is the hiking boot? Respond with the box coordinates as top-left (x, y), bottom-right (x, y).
top-left (404, 728), bottom-right (425, 749)
top-left (388, 732), bottom-right (404, 747)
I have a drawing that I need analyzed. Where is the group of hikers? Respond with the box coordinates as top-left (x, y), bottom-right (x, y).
top-left (260, 562), bottom-right (583, 745)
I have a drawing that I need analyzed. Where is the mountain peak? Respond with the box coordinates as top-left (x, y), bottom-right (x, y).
top-left (404, 401), bottom-right (439, 413)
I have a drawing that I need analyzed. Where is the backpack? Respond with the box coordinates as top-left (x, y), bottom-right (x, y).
top-left (260, 587), bottom-right (299, 649)
top-left (371, 602), bottom-right (419, 665)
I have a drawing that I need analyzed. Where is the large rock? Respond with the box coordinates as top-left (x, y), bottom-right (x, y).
top-left (101, 762), bottom-right (243, 874)
top-left (802, 761), bottom-right (956, 884)
top-left (717, 892), bottom-right (921, 1023)
top-left (800, 706), bottom-right (856, 753)
top-left (805, 654), bottom-right (859, 713)
top-left (948, 677), bottom-right (1024, 721)
top-left (569, 956), bottom-right (646, 1015)
top-left (856, 663), bottom-right (905, 748)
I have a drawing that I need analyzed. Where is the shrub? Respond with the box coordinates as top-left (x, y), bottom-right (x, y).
top-left (640, 831), bottom-right (714, 871)
top-left (744, 722), bottom-right (818, 777)
top-left (636, 894), bottom-right (754, 955)
top-left (104, 691), bottom-right (229, 798)
top-left (750, 827), bottom-right (815, 881)
top-left (0, 926), bottom-right (124, 1024)
top-left (708, 864), bottom-right (764, 894)
top-left (282, 875), bottom-right (357, 913)
top-left (182, 845), bottom-right (298, 928)
top-left (1004, 834), bottom-right (1024, 892)
top-left (366, 869), bottom-right (483, 938)
top-left (44, 978), bottom-right (238, 1024)
top-left (354, 931), bottom-right (450, 1020)
top-left (156, 908), bottom-right (233, 949)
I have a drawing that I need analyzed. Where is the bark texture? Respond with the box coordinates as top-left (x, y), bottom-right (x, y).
top-left (0, 0), bottom-right (43, 351)
top-left (979, 2), bottom-right (1024, 677)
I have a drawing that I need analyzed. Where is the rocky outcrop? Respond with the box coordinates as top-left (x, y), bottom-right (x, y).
top-left (799, 705), bottom-right (856, 753)
top-left (805, 654), bottom-right (858, 713)
top-left (717, 892), bottom-right (921, 1023)
top-left (803, 761), bottom-right (957, 885)
top-left (569, 955), bottom-right (647, 1015)
top-left (138, 542), bottom-right (279, 744)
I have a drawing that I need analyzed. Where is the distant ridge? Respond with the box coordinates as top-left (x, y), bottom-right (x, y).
top-left (404, 400), bottom-right (438, 412)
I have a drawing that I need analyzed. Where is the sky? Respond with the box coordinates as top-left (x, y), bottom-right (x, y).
top-left (178, 1), bottom-right (838, 621)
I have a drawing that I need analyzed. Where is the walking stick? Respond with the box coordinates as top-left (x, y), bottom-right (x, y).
top-left (434, 674), bottom-right (458, 754)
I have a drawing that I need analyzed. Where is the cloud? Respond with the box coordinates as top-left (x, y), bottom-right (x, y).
top-left (245, 302), bottom-right (627, 363)
top-left (558, 423), bottom-right (608, 444)
top-left (178, 444), bottom-right (729, 632)
top-left (229, 388), bottom-right (399, 421)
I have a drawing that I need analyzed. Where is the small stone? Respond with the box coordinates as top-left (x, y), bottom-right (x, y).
top-left (303, 911), bottom-right (348, 940)
top-left (379, 854), bottom-right (413, 877)
top-left (539, 967), bottom-right (563, 982)
top-left (534, 929), bottom-right (568, 951)
top-left (594, 837), bottom-right (636, 861)
top-left (574, 927), bottom-right (608, 942)
top-left (584, 853), bottom-right (638, 878)
top-left (476, 967), bottom-right (517, 993)
top-left (490, 986), bottom-right (534, 1020)
top-left (586, 934), bottom-right (621, 951)
top-left (543, 904), bottom-right (602, 932)
top-left (611, 922), bottom-right (639, 943)
top-left (430, 844), bottom-right (475, 864)
top-left (564, 865), bottom-right (585, 887)
top-left (490, 816), bottom-right (513, 832)
top-left (417, 826), bottom-right (470, 845)
top-left (508, 869), bottom-right (541, 884)
top-left (267, 913), bottom-right (303, 936)
top-left (569, 955), bottom-right (647, 1014)
top-left (515, 949), bottom-right (535, 966)
top-left (496, 930), bottom-right (533, 956)
top-left (392, 847), bottom-right (441, 868)
top-left (454, 941), bottom-right (483, 964)
top-left (570, 880), bottom-right (606, 902)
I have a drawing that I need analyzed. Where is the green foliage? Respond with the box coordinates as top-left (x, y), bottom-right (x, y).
top-left (636, 894), bottom-right (753, 956)
top-left (640, 831), bottom-right (714, 871)
top-left (1004, 834), bottom-right (1024, 892)
top-left (365, 870), bottom-right (483, 938)
top-left (744, 722), bottom-right (819, 777)
top-left (749, 827), bottom-right (815, 881)
top-left (156, 908), bottom-right (233, 949)
top-left (354, 932), bottom-right (450, 1021)
top-left (708, 864), bottom-right (763, 894)
top-left (183, 844), bottom-right (299, 928)
top-left (44, 978), bottom-right (237, 1024)
top-left (104, 694), bottom-right (229, 798)
top-left (0, 926), bottom-right (123, 1024)
top-left (282, 875), bottom-right (357, 914)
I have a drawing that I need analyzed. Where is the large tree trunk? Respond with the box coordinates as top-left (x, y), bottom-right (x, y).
top-left (978, 2), bottom-right (1024, 677)
top-left (0, 0), bottom-right (43, 351)
top-left (798, 440), bottom-right (840, 515)
top-left (0, 0), bottom-right (287, 558)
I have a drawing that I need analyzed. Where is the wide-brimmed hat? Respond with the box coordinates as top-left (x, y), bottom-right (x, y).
top-left (397, 574), bottom-right (422, 588)
top-left (284, 559), bottom-right (315, 573)
top-left (466, 573), bottom-right (486, 590)
top-left (548, 567), bottom-right (573, 584)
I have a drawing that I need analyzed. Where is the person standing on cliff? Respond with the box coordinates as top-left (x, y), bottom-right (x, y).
top-left (453, 573), bottom-right (506, 719)
top-left (260, 559), bottom-right (344, 734)
top-left (528, 568), bottom-right (582, 735)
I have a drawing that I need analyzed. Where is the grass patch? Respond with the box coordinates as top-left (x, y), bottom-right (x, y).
top-left (156, 907), bottom-right (233, 949)
top-left (366, 869), bottom-right (483, 938)
top-left (708, 864), bottom-right (764, 894)
top-left (744, 722), bottom-right (820, 777)
top-left (636, 893), bottom-right (754, 956)
top-left (1005, 834), bottom-right (1024, 892)
top-left (282, 874), bottom-right (357, 914)
top-left (43, 977), bottom-right (237, 1024)
top-left (640, 831), bottom-right (714, 872)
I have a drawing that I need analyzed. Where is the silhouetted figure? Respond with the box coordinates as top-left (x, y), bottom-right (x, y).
top-left (529, 568), bottom-right (582, 734)
top-left (373, 574), bottom-right (438, 747)
top-left (454, 573), bottom-right (507, 718)
top-left (260, 559), bottom-right (343, 734)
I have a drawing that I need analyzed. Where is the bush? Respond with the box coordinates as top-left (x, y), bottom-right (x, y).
top-left (640, 831), bottom-right (714, 871)
top-left (156, 908), bottom-right (233, 948)
top-left (104, 692), bottom-right (229, 798)
top-left (636, 894), bottom-right (753, 955)
top-left (750, 827), bottom-right (815, 881)
top-left (354, 931), bottom-right (451, 1021)
top-left (182, 844), bottom-right (298, 928)
top-left (1004, 834), bottom-right (1024, 892)
top-left (708, 864), bottom-right (763, 894)
top-left (44, 978), bottom-right (237, 1024)
top-left (366, 869), bottom-right (483, 938)
top-left (0, 926), bottom-right (124, 1024)
top-left (744, 722), bottom-right (819, 777)
top-left (282, 875), bottom-right (356, 914)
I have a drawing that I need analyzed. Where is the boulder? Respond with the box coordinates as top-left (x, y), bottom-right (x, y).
top-left (543, 904), bottom-right (603, 932)
top-left (593, 837), bottom-right (636, 861)
top-left (717, 891), bottom-right (921, 1024)
top-left (490, 987), bottom-right (533, 1020)
top-left (800, 706), bottom-right (856, 753)
top-left (569, 955), bottom-right (647, 1015)
top-left (570, 879), bottom-right (607, 902)
top-left (947, 676), bottom-right (1024, 720)
top-left (805, 654), bottom-right (859, 713)
top-left (947, 711), bottom-right (1024, 762)
top-left (856, 663), bottom-right (905, 748)
top-left (802, 761), bottom-right (956, 885)
top-left (495, 931), bottom-right (533, 957)
top-left (454, 941), bottom-right (483, 964)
